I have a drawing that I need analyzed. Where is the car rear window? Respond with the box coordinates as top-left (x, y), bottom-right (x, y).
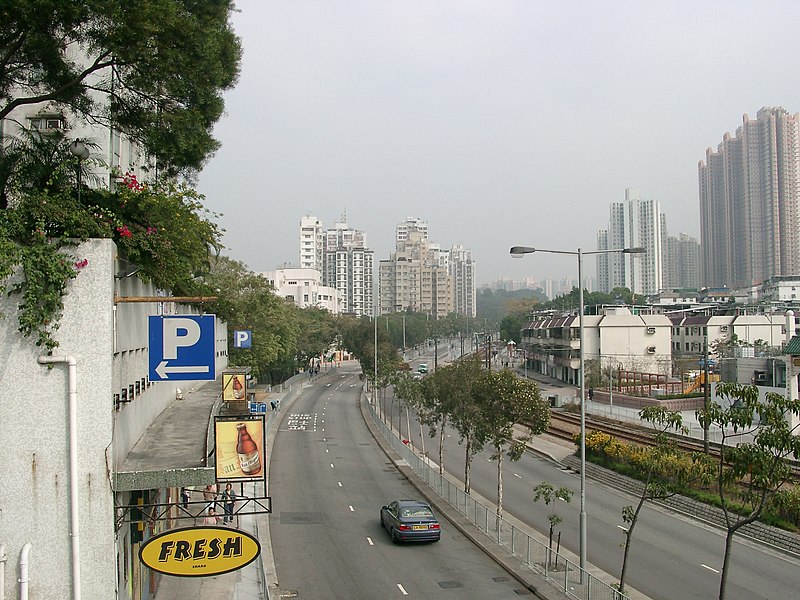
top-left (401, 507), bottom-right (434, 518)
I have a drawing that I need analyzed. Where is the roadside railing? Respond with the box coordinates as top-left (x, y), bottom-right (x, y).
top-left (365, 395), bottom-right (629, 600)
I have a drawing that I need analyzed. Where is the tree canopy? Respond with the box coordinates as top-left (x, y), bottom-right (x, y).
top-left (0, 0), bottom-right (242, 181)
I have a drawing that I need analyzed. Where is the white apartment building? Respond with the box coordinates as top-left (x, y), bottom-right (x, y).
top-left (299, 215), bottom-right (324, 271)
top-left (299, 217), bottom-right (374, 317)
top-left (450, 244), bottom-right (477, 317)
top-left (396, 216), bottom-right (428, 244)
top-left (262, 268), bottom-right (339, 313)
top-left (597, 188), bottom-right (665, 296)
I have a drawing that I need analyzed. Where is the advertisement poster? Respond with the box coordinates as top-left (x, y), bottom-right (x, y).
top-left (214, 415), bottom-right (265, 483)
top-left (222, 372), bottom-right (247, 401)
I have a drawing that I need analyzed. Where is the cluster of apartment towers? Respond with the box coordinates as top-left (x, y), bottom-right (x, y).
top-left (263, 216), bottom-right (476, 319)
top-left (497, 106), bottom-right (800, 302)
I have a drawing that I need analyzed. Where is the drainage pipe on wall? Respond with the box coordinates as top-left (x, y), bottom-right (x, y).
top-left (0, 543), bottom-right (6, 600)
top-left (18, 543), bottom-right (31, 600)
top-left (37, 355), bottom-right (81, 600)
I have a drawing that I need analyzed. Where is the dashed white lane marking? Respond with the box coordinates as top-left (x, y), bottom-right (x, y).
top-left (617, 525), bottom-right (628, 532)
top-left (513, 473), bottom-right (522, 479)
top-left (330, 463), bottom-right (335, 468)
top-left (701, 564), bottom-right (719, 573)
top-left (397, 584), bottom-right (409, 595)
top-left (349, 505), bottom-right (354, 512)
top-left (338, 482), bottom-right (342, 487)
top-left (326, 449), bottom-right (329, 453)
top-left (367, 537), bottom-right (374, 546)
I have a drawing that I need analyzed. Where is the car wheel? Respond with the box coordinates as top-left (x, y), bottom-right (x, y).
top-left (391, 527), bottom-right (400, 544)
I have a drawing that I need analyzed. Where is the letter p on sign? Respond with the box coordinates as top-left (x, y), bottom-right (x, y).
top-left (234, 330), bottom-right (252, 349)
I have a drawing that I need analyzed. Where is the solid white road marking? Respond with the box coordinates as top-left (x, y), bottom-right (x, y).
top-left (617, 525), bottom-right (628, 532)
top-left (397, 584), bottom-right (409, 595)
top-left (701, 564), bottom-right (719, 573)
top-left (367, 537), bottom-right (374, 546)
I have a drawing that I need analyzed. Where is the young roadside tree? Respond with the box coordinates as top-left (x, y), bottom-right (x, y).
top-left (696, 383), bottom-right (800, 600)
top-left (532, 482), bottom-right (573, 566)
top-left (444, 356), bottom-right (489, 493)
top-left (477, 369), bottom-right (549, 535)
top-left (616, 406), bottom-right (714, 594)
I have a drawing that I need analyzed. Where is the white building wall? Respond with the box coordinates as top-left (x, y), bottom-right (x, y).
top-left (0, 239), bottom-right (229, 599)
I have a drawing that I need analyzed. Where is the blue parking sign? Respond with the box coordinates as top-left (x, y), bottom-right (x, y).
top-left (149, 315), bottom-right (216, 381)
top-left (234, 330), bottom-right (252, 348)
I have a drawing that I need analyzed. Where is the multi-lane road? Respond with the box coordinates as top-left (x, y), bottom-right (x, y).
top-left (268, 358), bottom-right (800, 600)
top-left (268, 364), bottom-right (533, 599)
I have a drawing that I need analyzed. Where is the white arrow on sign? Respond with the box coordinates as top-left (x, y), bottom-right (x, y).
top-left (155, 361), bottom-right (210, 379)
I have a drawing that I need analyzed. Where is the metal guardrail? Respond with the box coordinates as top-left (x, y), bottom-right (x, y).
top-left (366, 396), bottom-right (629, 600)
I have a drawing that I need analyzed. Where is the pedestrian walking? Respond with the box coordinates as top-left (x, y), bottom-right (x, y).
top-left (221, 483), bottom-right (236, 524)
top-left (180, 487), bottom-right (190, 509)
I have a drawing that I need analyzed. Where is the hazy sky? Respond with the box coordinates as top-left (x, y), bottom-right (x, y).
top-left (197, 1), bottom-right (800, 287)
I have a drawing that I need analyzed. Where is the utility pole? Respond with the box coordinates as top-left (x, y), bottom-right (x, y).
top-left (703, 338), bottom-right (710, 453)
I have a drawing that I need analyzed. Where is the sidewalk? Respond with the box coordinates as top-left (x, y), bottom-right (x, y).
top-left (153, 370), bottom-right (323, 600)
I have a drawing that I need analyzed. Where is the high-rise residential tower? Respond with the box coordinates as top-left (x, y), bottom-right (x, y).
top-left (597, 188), bottom-right (665, 295)
top-left (699, 107), bottom-right (800, 289)
top-left (299, 215), bottom-right (324, 271)
top-left (298, 216), bottom-right (373, 317)
top-left (379, 218), bottom-right (474, 318)
top-left (663, 233), bottom-right (701, 290)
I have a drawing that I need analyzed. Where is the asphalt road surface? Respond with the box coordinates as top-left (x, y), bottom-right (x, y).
top-left (380, 379), bottom-right (800, 600)
top-left (268, 365), bottom-right (537, 599)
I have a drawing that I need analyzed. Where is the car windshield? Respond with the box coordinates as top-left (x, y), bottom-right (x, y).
top-left (401, 507), bottom-right (434, 518)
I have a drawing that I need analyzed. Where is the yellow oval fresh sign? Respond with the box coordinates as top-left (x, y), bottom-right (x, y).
top-left (139, 526), bottom-right (260, 577)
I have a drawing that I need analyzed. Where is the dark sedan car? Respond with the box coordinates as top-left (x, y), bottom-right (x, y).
top-left (380, 500), bottom-right (441, 543)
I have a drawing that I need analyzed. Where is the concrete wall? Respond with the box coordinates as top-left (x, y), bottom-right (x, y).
top-left (0, 239), bottom-right (117, 599)
top-left (0, 239), bottom-right (229, 599)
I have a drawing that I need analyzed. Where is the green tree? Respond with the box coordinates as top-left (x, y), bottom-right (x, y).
top-left (617, 406), bottom-right (713, 594)
top-left (0, 0), bottom-right (242, 183)
top-left (477, 369), bottom-right (549, 534)
top-left (443, 356), bottom-right (491, 494)
top-left (532, 482), bottom-right (573, 566)
top-left (205, 256), bottom-right (299, 382)
top-left (696, 383), bottom-right (800, 600)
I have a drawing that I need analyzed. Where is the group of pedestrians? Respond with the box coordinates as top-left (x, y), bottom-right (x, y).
top-left (182, 483), bottom-right (238, 526)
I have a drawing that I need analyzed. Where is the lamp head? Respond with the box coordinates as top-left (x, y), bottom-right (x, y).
top-left (69, 139), bottom-right (90, 160)
top-left (509, 246), bottom-right (536, 256)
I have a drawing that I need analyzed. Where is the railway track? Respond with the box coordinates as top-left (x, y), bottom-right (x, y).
top-left (542, 409), bottom-right (800, 478)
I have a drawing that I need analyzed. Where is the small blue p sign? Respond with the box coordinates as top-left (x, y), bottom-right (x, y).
top-left (233, 330), bottom-right (252, 348)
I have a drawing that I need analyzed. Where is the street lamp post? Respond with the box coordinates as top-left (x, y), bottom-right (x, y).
top-left (510, 244), bottom-right (645, 577)
top-left (69, 139), bottom-right (90, 203)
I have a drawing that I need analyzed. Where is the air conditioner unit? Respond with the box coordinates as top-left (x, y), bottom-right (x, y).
top-left (646, 327), bottom-right (656, 334)
top-left (647, 346), bottom-right (656, 353)
top-left (719, 325), bottom-right (728, 331)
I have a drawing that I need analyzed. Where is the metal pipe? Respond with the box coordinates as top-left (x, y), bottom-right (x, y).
top-left (0, 543), bottom-right (6, 600)
top-left (19, 543), bottom-right (31, 600)
top-left (37, 355), bottom-right (81, 600)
